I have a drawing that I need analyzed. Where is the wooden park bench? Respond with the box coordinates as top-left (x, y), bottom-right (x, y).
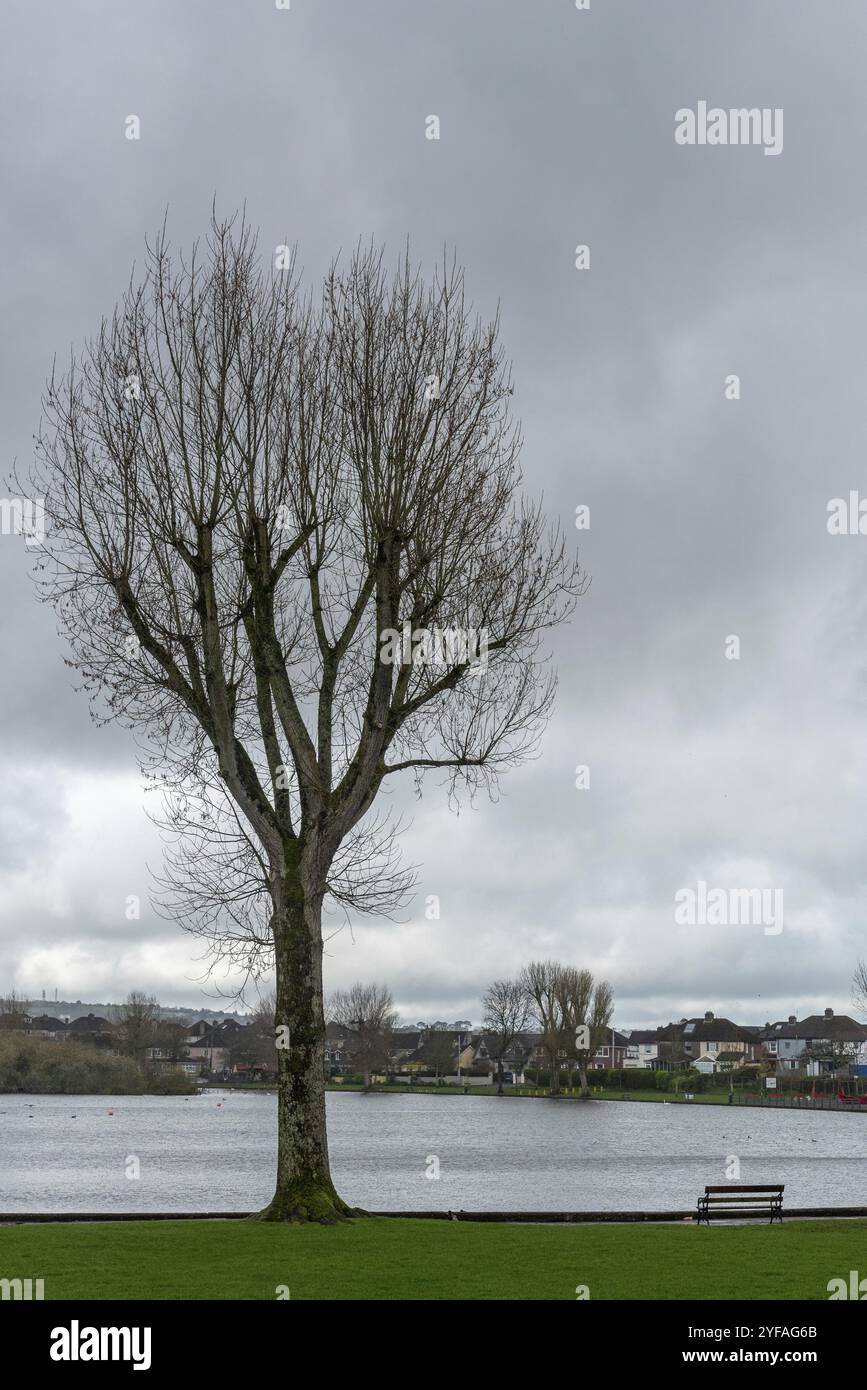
top-left (696, 1183), bottom-right (784, 1226)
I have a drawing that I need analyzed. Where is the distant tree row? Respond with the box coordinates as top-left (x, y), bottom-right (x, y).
top-left (486, 962), bottom-right (613, 1098)
top-left (305, 962), bottom-right (613, 1098)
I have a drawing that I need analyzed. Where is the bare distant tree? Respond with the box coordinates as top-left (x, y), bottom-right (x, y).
top-left (0, 988), bottom-right (30, 1032)
top-left (521, 959), bottom-right (568, 1094)
top-left (227, 992), bottom-right (279, 1071)
top-left (0, 989), bottom-right (29, 1017)
top-left (31, 210), bottom-right (585, 1220)
top-left (482, 977), bottom-right (532, 1094)
top-left (328, 983), bottom-right (397, 1086)
top-left (555, 968), bottom-right (614, 1097)
top-left (853, 960), bottom-right (867, 1019)
top-left (424, 1028), bottom-right (457, 1081)
top-left (520, 961), bottom-right (613, 1097)
top-left (110, 991), bottom-right (161, 1064)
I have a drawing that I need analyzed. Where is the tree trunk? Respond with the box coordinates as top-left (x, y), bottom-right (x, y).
top-left (258, 872), bottom-right (354, 1223)
top-left (497, 1057), bottom-right (504, 1096)
top-left (578, 1063), bottom-right (589, 1097)
top-left (549, 1049), bottom-right (561, 1096)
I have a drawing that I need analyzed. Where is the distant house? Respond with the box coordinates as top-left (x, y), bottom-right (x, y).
top-left (621, 1030), bottom-right (660, 1069)
top-left (185, 1027), bottom-right (232, 1073)
top-left (386, 1029), bottom-right (425, 1068)
top-left (66, 1014), bottom-right (115, 1050)
top-left (0, 1011), bottom-right (31, 1033)
top-left (325, 1022), bottom-right (497, 1083)
top-left (478, 1031), bottom-right (533, 1084)
top-left (26, 1015), bottom-right (70, 1040)
top-left (589, 1030), bottom-right (631, 1070)
top-left (402, 1030), bottom-right (476, 1075)
top-left (524, 1030), bottom-right (631, 1076)
top-left (216, 1018), bottom-right (244, 1038)
top-left (67, 1012), bottom-right (110, 1034)
top-left (757, 1016), bottom-right (804, 1071)
top-left (761, 1009), bottom-right (867, 1074)
top-left (324, 1021), bottom-right (360, 1075)
top-left (143, 1021), bottom-right (192, 1075)
top-left (183, 1017), bottom-right (245, 1070)
top-left (689, 1013), bottom-right (759, 1068)
top-left (497, 1047), bottom-right (530, 1085)
top-left (653, 1013), bottom-right (758, 1071)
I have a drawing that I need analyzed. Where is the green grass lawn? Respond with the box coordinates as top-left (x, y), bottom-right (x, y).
top-left (1, 1216), bottom-right (862, 1300)
top-left (592, 1088), bottom-right (734, 1104)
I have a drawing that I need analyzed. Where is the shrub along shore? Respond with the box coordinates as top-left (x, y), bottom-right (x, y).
top-left (0, 1035), bottom-right (196, 1095)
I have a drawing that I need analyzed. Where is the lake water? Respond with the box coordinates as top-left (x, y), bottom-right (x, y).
top-left (1, 1091), bottom-right (866, 1213)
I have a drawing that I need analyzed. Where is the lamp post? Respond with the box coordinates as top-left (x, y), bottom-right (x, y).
top-left (350, 1016), bottom-right (364, 1084)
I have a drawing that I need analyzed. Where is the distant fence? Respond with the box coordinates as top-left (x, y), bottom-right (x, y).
top-left (733, 1091), bottom-right (867, 1112)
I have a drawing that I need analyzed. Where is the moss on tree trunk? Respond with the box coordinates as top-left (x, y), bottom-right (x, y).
top-left (259, 875), bottom-right (363, 1224)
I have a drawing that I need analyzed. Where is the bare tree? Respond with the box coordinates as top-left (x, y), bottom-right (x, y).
top-left (424, 1028), bottom-right (457, 1081)
top-left (31, 210), bottom-right (585, 1220)
top-left (482, 977), bottom-right (532, 1095)
top-left (327, 983), bottom-right (397, 1086)
top-left (521, 959), bottom-right (568, 1095)
top-left (0, 989), bottom-right (29, 1017)
top-left (555, 967), bottom-right (614, 1097)
top-left (110, 991), bottom-right (161, 1065)
top-left (227, 992), bottom-right (278, 1071)
top-left (853, 960), bottom-right (867, 1019)
top-left (0, 989), bottom-right (30, 1033)
top-left (521, 961), bottom-right (613, 1097)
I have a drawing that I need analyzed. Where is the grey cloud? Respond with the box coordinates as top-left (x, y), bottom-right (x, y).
top-left (0, 0), bottom-right (865, 1026)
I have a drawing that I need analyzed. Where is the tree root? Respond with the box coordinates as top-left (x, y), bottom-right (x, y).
top-left (255, 1180), bottom-right (366, 1224)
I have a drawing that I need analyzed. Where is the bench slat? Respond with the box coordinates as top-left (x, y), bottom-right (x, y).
top-left (701, 1210), bottom-right (781, 1220)
top-left (704, 1185), bottom-right (783, 1193)
top-left (703, 1195), bottom-right (780, 1204)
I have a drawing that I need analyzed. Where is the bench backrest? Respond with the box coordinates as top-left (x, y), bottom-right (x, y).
top-left (702, 1184), bottom-right (783, 1205)
top-left (705, 1184), bottom-right (783, 1194)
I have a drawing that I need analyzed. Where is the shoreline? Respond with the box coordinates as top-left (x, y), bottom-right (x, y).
top-left (4, 1083), bottom-right (864, 1114)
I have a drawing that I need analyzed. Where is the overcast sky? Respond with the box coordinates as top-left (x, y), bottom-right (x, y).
top-left (2, 0), bottom-right (866, 1028)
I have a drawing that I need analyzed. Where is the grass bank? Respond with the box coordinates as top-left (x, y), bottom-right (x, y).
top-left (1, 1216), bottom-right (862, 1300)
top-left (591, 1087), bottom-right (733, 1105)
top-left (320, 1082), bottom-right (737, 1104)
